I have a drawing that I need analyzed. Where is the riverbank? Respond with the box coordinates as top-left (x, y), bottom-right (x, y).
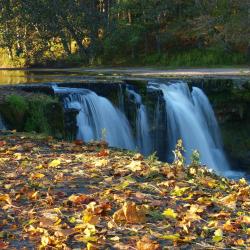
top-left (0, 131), bottom-right (249, 249)
top-left (1, 67), bottom-right (250, 78)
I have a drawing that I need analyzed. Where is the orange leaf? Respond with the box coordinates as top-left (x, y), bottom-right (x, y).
top-left (97, 149), bottom-right (109, 157)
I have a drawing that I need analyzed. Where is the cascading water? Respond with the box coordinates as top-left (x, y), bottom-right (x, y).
top-left (126, 87), bottom-right (152, 156)
top-left (53, 86), bottom-right (135, 150)
top-left (151, 81), bottom-right (230, 173)
top-left (52, 81), bottom-right (244, 178)
top-left (0, 115), bottom-right (6, 130)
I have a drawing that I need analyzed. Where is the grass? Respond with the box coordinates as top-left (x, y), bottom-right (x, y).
top-left (142, 48), bottom-right (248, 67)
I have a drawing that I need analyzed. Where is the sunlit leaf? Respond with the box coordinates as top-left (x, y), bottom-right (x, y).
top-left (212, 228), bottom-right (223, 242)
top-left (48, 159), bottom-right (61, 167)
top-left (162, 208), bottom-right (177, 219)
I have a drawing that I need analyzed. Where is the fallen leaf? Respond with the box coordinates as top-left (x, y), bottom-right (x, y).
top-left (68, 194), bottom-right (93, 204)
top-left (113, 202), bottom-right (146, 224)
top-left (223, 220), bottom-right (236, 232)
top-left (136, 236), bottom-right (161, 250)
top-left (126, 160), bottom-right (142, 172)
top-left (161, 234), bottom-right (180, 241)
top-left (94, 159), bottom-right (108, 167)
top-left (212, 228), bottom-right (223, 242)
top-left (162, 208), bottom-right (177, 219)
top-left (31, 173), bottom-right (45, 179)
top-left (0, 194), bottom-right (12, 205)
top-left (48, 159), bottom-right (61, 167)
top-left (218, 193), bottom-right (237, 209)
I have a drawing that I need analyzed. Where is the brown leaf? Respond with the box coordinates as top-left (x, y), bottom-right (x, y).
top-left (74, 139), bottom-right (84, 146)
top-left (218, 193), bottom-right (237, 209)
top-left (97, 149), bottom-right (109, 157)
top-left (55, 228), bottom-right (75, 237)
top-left (136, 236), bottom-right (161, 250)
top-left (0, 240), bottom-right (9, 249)
top-left (113, 202), bottom-right (146, 224)
top-left (68, 194), bottom-right (93, 205)
top-left (0, 141), bottom-right (6, 147)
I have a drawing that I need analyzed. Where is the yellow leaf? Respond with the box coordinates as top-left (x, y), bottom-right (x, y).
top-left (212, 228), bottom-right (223, 242)
top-left (126, 160), bottom-right (142, 172)
top-left (161, 234), bottom-right (180, 241)
top-left (87, 242), bottom-right (99, 250)
top-left (32, 173), bottom-right (45, 179)
top-left (14, 153), bottom-right (22, 160)
top-left (171, 186), bottom-right (189, 196)
top-left (41, 235), bottom-right (50, 247)
top-left (0, 194), bottom-right (12, 205)
top-left (162, 208), bottom-right (177, 219)
top-left (83, 211), bottom-right (99, 225)
top-left (48, 159), bottom-right (61, 167)
top-left (219, 193), bottom-right (237, 209)
top-left (110, 236), bottom-right (120, 242)
top-left (241, 216), bottom-right (250, 224)
top-left (84, 224), bottom-right (96, 237)
top-left (35, 164), bottom-right (44, 169)
top-left (94, 159), bottom-right (108, 167)
top-left (239, 178), bottom-right (247, 185)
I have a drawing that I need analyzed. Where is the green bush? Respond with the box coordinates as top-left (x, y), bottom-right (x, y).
top-left (24, 95), bottom-right (51, 134)
top-left (0, 95), bottom-right (28, 130)
top-left (25, 95), bottom-right (65, 138)
top-left (0, 94), bottom-right (65, 138)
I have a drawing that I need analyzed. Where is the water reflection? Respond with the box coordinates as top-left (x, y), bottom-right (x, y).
top-left (0, 70), bottom-right (30, 84)
top-left (0, 69), bottom-right (110, 85)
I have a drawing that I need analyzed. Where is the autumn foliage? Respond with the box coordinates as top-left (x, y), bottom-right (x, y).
top-left (0, 131), bottom-right (249, 249)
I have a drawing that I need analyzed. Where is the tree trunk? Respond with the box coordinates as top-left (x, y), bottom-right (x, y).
top-left (155, 34), bottom-right (161, 54)
top-left (7, 46), bottom-right (13, 59)
top-left (60, 34), bottom-right (71, 55)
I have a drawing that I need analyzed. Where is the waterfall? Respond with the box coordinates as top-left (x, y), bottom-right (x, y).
top-left (53, 86), bottom-right (135, 150)
top-left (126, 88), bottom-right (152, 156)
top-left (152, 81), bottom-right (230, 173)
top-left (118, 84), bottom-right (125, 112)
top-left (52, 82), bottom-right (244, 178)
top-left (0, 115), bottom-right (6, 130)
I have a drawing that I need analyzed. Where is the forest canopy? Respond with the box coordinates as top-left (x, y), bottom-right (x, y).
top-left (0, 0), bottom-right (249, 67)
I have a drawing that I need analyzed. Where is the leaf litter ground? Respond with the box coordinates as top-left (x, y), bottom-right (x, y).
top-left (0, 131), bottom-right (249, 249)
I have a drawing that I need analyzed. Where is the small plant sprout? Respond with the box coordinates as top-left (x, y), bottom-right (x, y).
top-left (173, 139), bottom-right (185, 166)
top-left (191, 149), bottom-right (200, 166)
top-left (101, 128), bottom-right (107, 142)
